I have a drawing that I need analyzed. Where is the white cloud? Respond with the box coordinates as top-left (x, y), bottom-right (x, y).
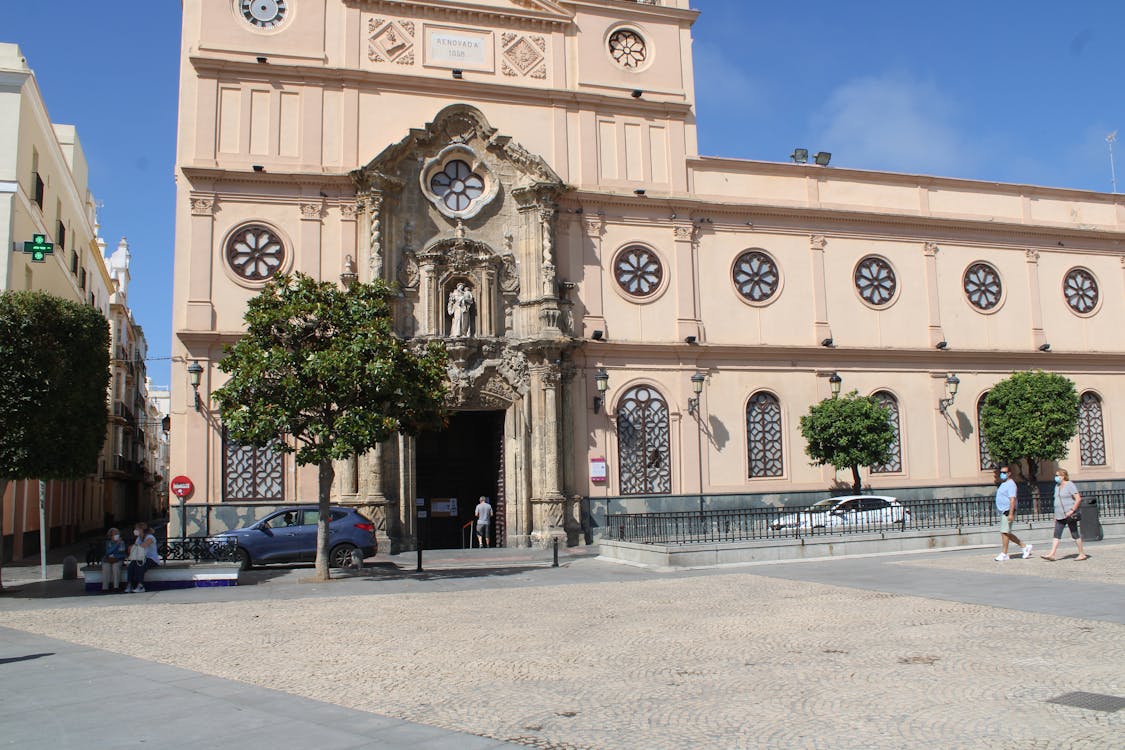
top-left (813, 73), bottom-right (977, 177)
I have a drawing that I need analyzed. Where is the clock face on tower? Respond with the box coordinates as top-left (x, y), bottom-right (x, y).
top-left (240, 0), bottom-right (287, 29)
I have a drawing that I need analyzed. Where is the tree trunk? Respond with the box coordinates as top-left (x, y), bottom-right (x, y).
top-left (1026, 458), bottom-right (1041, 514)
top-left (314, 459), bottom-right (335, 582)
top-left (850, 464), bottom-right (862, 494)
top-left (0, 478), bottom-right (7, 591)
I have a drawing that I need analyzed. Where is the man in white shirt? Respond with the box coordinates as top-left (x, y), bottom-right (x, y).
top-left (474, 496), bottom-right (493, 548)
top-left (995, 464), bottom-right (1032, 561)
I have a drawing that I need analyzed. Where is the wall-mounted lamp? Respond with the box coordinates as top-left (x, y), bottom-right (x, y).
top-left (591, 329), bottom-right (604, 341)
top-left (938, 373), bottom-right (960, 414)
top-left (252, 165), bottom-right (265, 173)
top-left (592, 368), bottom-right (609, 414)
top-left (633, 188), bottom-right (647, 197)
top-left (631, 89), bottom-right (643, 98)
top-left (791, 148), bottom-right (809, 163)
top-left (683, 335), bottom-right (697, 344)
top-left (936, 340), bottom-right (948, 350)
top-left (339, 254), bottom-right (358, 289)
top-left (821, 337), bottom-right (834, 347)
top-left (813, 151), bottom-right (832, 166)
top-left (829, 372), bottom-right (842, 398)
top-left (687, 372), bottom-right (706, 416)
top-left (451, 69), bottom-right (464, 79)
top-left (187, 361), bottom-right (204, 412)
top-left (1039, 343), bottom-right (1051, 352)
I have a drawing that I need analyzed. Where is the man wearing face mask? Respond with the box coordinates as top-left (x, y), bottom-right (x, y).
top-left (995, 464), bottom-right (1032, 561)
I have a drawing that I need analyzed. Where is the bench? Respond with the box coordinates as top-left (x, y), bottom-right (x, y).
top-left (83, 562), bottom-right (240, 592)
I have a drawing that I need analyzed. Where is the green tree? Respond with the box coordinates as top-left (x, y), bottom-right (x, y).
top-left (980, 370), bottom-right (1079, 508)
top-left (799, 391), bottom-right (895, 493)
top-left (213, 273), bottom-right (448, 581)
top-left (0, 291), bottom-right (110, 590)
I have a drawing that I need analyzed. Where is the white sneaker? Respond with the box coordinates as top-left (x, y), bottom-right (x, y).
top-left (133, 584), bottom-right (145, 593)
top-left (994, 553), bottom-right (1010, 562)
top-left (124, 585), bottom-right (134, 593)
top-left (1021, 544), bottom-right (1033, 559)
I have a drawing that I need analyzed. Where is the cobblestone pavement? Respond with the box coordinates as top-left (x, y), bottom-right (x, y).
top-left (2, 546), bottom-right (1123, 749)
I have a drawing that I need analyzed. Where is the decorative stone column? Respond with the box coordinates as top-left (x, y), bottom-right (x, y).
top-left (364, 192), bottom-right (385, 280)
top-left (1025, 248), bottom-right (1048, 350)
top-left (186, 195), bottom-right (216, 330)
top-left (922, 242), bottom-right (946, 347)
top-left (298, 201), bottom-right (323, 278)
top-left (809, 235), bottom-right (831, 344)
top-left (580, 212), bottom-right (607, 336)
top-left (672, 223), bottom-right (703, 341)
top-left (530, 364), bottom-right (566, 547)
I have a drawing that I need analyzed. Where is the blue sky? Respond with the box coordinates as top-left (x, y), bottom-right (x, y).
top-left (2, 1), bottom-right (1122, 384)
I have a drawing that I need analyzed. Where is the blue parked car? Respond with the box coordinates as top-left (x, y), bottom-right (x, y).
top-left (216, 506), bottom-right (377, 570)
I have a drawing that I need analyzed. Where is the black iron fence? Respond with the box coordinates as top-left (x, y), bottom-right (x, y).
top-left (605, 490), bottom-right (1124, 546)
top-left (86, 537), bottom-right (239, 566)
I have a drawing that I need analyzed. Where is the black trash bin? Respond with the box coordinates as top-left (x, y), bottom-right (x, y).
top-left (1078, 496), bottom-right (1103, 542)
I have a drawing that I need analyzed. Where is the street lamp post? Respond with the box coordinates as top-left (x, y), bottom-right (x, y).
top-left (687, 373), bottom-right (706, 516)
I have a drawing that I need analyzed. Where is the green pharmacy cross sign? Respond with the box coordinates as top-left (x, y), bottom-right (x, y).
top-left (23, 234), bottom-right (54, 263)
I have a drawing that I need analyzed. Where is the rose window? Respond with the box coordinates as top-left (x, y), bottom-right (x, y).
top-left (614, 246), bottom-right (663, 297)
top-left (226, 226), bottom-right (285, 281)
top-left (609, 29), bottom-right (647, 69)
top-left (854, 256), bottom-right (897, 306)
top-left (1063, 267), bottom-right (1099, 314)
top-left (963, 262), bottom-right (1002, 310)
top-left (733, 251), bottom-right (780, 302)
top-left (429, 160), bottom-right (485, 213)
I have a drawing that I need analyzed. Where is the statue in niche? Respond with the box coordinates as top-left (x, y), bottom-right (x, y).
top-left (447, 282), bottom-right (475, 338)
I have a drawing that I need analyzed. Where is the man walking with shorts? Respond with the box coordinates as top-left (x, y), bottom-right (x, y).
top-left (474, 496), bottom-right (493, 548)
top-left (995, 464), bottom-right (1032, 561)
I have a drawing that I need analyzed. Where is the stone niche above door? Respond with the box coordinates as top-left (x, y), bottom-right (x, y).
top-left (351, 104), bottom-right (570, 342)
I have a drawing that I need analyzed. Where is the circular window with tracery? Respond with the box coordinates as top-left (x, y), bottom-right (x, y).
top-left (609, 29), bottom-right (647, 69)
top-left (1063, 267), bottom-right (1099, 314)
top-left (963, 262), bottom-right (1002, 311)
top-left (614, 246), bottom-right (663, 298)
top-left (732, 250), bottom-right (780, 303)
top-left (854, 256), bottom-right (897, 306)
top-left (429, 160), bottom-right (485, 213)
top-left (226, 225), bottom-right (285, 281)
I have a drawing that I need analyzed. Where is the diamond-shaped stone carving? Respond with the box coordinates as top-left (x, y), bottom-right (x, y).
top-left (368, 18), bottom-right (415, 65)
top-left (502, 33), bottom-right (546, 79)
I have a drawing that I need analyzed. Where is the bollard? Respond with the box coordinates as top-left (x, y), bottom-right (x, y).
top-left (552, 537), bottom-right (559, 567)
top-left (350, 548), bottom-right (364, 571)
top-left (62, 555), bottom-right (78, 580)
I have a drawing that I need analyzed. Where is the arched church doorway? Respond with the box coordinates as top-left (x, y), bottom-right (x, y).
top-left (416, 410), bottom-right (505, 548)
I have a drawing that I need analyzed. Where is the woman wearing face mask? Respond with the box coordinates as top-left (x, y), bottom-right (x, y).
top-left (125, 522), bottom-right (161, 593)
top-left (1041, 468), bottom-right (1088, 561)
top-left (100, 528), bottom-right (126, 592)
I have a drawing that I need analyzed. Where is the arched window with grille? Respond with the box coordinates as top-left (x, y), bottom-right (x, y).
top-left (616, 385), bottom-right (671, 495)
top-left (1078, 391), bottom-right (1107, 466)
top-left (977, 394), bottom-right (998, 470)
top-left (871, 391), bottom-right (902, 473)
top-left (747, 391), bottom-right (784, 477)
top-left (222, 428), bottom-right (284, 502)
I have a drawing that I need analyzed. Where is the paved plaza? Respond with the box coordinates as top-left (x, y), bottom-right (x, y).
top-left (1, 540), bottom-right (1123, 749)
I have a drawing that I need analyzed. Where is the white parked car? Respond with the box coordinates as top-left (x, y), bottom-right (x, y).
top-left (770, 495), bottom-right (909, 531)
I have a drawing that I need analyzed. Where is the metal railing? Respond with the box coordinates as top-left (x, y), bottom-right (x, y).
top-left (86, 537), bottom-right (239, 565)
top-left (605, 490), bottom-right (1124, 546)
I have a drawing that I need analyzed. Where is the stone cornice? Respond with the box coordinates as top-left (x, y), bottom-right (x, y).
top-left (360, 0), bottom-right (574, 27)
top-left (188, 57), bottom-right (693, 117)
top-left (579, 341), bottom-right (1125, 373)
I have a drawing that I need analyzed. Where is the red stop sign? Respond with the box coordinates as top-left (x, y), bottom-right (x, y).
top-left (170, 476), bottom-right (195, 499)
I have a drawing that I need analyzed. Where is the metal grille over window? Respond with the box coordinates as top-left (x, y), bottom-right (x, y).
top-left (733, 250), bottom-right (780, 302)
top-left (1063, 267), bottom-right (1099, 314)
top-left (226, 225), bottom-right (285, 281)
top-left (747, 392), bottom-right (784, 477)
top-left (614, 246), bottom-right (663, 297)
top-left (854, 256), bottom-right (897, 306)
top-left (963, 262), bottom-right (1002, 310)
top-left (429, 160), bottom-right (485, 213)
top-left (978, 395), bottom-right (998, 470)
top-left (871, 391), bottom-right (902, 473)
top-left (616, 386), bottom-right (671, 495)
top-left (223, 431), bottom-right (284, 501)
top-left (608, 29), bottom-right (647, 68)
top-left (1078, 392), bottom-right (1107, 466)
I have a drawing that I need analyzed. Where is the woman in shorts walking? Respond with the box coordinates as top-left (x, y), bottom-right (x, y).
top-left (1042, 468), bottom-right (1088, 561)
